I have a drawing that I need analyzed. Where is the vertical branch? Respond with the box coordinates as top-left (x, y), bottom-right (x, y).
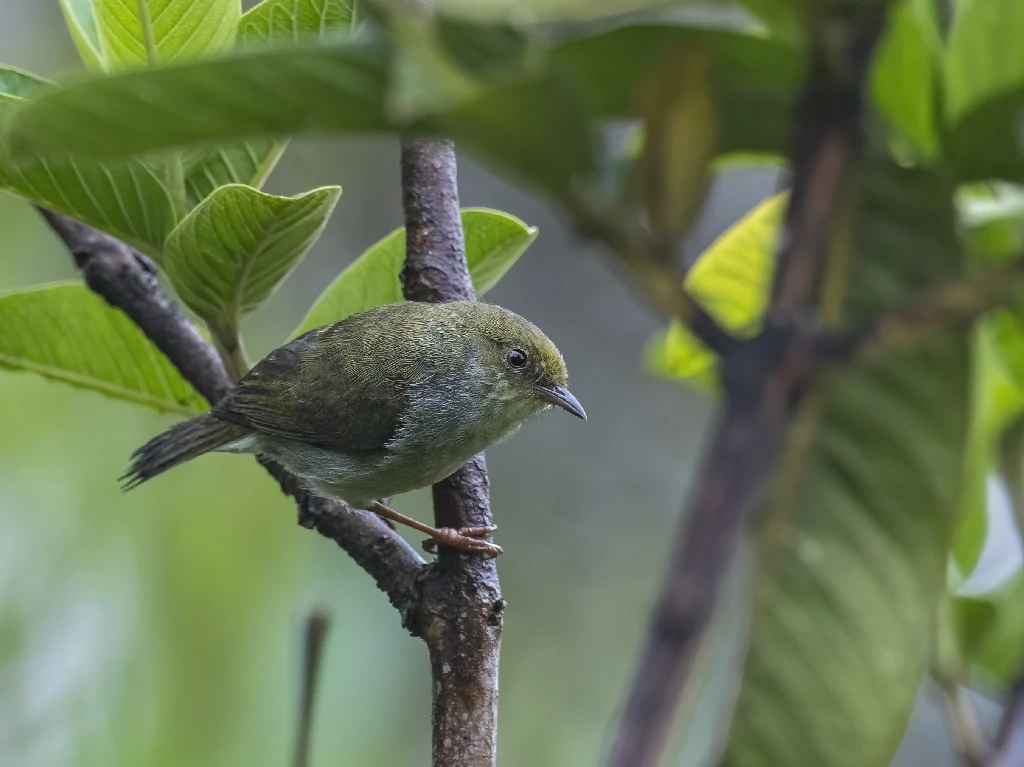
top-left (606, 9), bottom-right (885, 767)
top-left (400, 138), bottom-right (502, 767)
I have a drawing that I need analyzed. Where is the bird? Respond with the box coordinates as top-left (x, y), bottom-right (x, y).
top-left (122, 300), bottom-right (586, 555)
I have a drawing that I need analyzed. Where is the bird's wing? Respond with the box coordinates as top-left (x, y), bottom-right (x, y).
top-left (212, 320), bottom-right (426, 455)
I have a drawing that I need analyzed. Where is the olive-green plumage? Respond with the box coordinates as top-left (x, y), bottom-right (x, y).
top-left (124, 301), bottom-right (585, 513)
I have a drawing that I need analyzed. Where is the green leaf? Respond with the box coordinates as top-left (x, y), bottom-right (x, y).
top-left (958, 183), bottom-right (1024, 261)
top-left (296, 208), bottom-right (537, 334)
top-left (4, 41), bottom-right (393, 160)
top-left (163, 184), bottom-right (340, 327)
top-left (0, 282), bottom-right (205, 414)
top-left (0, 66), bottom-right (176, 255)
top-left (95, 0), bottom-right (241, 69)
top-left (0, 65), bottom-right (52, 101)
top-left (953, 571), bottom-right (1024, 685)
top-left (645, 194), bottom-right (784, 390)
top-left (721, 163), bottom-right (969, 767)
top-left (239, 0), bottom-right (354, 47)
top-left (58, 0), bottom-right (107, 71)
top-left (871, 0), bottom-right (940, 158)
top-left (549, 25), bottom-right (800, 158)
top-left (640, 47), bottom-right (717, 244)
top-left (948, 87), bottom-right (1024, 184)
top-left (946, 0), bottom-right (1024, 123)
top-left (180, 0), bottom-right (356, 207)
top-left (427, 76), bottom-right (597, 204)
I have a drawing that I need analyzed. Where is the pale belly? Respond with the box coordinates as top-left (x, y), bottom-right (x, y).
top-left (241, 432), bottom-right (502, 509)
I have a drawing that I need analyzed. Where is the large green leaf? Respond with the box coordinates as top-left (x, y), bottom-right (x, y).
top-left (295, 208), bottom-right (537, 334)
top-left (718, 164), bottom-right (969, 766)
top-left (0, 282), bottom-right (205, 414)
top-left (548, 25), bottom-right (800, 159)
top-left (4, 41), bottom-right (393, 160)
top-left (0, 66), bottom-right (176, 256)
top-left (871, 0), bottom-right (940, 158)
top-left (59, 0), bottom-right (107, 71)
top-left (95, 0), bottom-right (241, 69)
top-left (181, 0), bottom-right (357, 207)
top-left (163, 184), bottom-right (340, 327)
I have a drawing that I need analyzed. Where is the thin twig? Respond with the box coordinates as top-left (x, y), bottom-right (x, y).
top-left (293, 609), bottom-right (330, 767)
top-left (38, 207), bottom-right (427, 614)
top-left (399, 138), bottom-right (502, 767)
top-left (606, 9), bottom-right (886, 766)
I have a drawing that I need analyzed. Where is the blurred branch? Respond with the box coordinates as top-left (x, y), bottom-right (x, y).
top-left (293, 610), bottom-right (330, 767)
top-left (573, 206), bottom-right (736, 355)
top-left (400, 138), bottom-right (502, 767)
top-left (933, 665), bottom-right (987, 767)
top-left (606, 9), bottom-right (885, 767)
top-left (37, 207), bottom-right (427, 613)
top-left (817, 256), bottom-right (1024, 366)
top-left (991, 675), bottom-right (1024, 767)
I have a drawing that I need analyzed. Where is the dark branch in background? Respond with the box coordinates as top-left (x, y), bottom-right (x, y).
top-left (605, 10), bottom-right (886, 767)
top-left (817, 255), bottom-right (1024, 366)
top-left (37, 207), bottom-right (427, 615)
top-left (400, 138), bottom-right (503, 767)
top-left (293, 609), bottom-right (330, 767)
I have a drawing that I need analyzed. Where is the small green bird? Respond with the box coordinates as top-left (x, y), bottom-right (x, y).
top-left (123, 300), bottom-right (586, 555)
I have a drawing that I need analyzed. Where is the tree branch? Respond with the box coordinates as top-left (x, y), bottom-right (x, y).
top-left (399, 138), bottom-right (502, 767)
top-left (816, 256), bottom-right (1024, 366)
top-left (37, 207), bottom-right (427, 615)
top-left (292, 609), bottom-right (330, 767)
top-left (606, 9), bottom-right (885, 766)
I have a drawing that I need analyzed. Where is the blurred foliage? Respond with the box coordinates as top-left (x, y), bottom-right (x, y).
top-left (4, 0), bottom-right (1024, 766)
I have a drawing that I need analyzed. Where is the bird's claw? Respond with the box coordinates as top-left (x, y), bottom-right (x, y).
top-left (422, 526), bottom-right (502, 557)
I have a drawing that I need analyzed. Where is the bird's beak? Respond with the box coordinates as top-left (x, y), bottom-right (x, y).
top-left (535, 384), bottom-right (587, 421)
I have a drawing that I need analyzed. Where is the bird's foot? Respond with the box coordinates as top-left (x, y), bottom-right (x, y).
top-left (422, 526), bottom-right (501, 557)
top-left (369, 501), bottom-right (501, 557)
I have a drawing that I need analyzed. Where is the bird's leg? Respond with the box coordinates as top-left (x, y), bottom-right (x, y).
top-left (369, 501), bottom-right (502, 557)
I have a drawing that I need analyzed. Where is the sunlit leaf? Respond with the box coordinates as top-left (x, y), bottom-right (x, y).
top-left (0, 282), bottom-right (205, 414)
top-left (721, 163), bottom-right (969, 767)
top-left (180, 0), bottom-right (357, 206)
top-left (95, 0), bottom-right (241, 69)
top-left (239, 0), bottom-right (354, 47)
top-left (59, 0), bottom-right (107, 71)
top-left (163, 184), bottom-right (340, 327)
top-left (296, 208), bottom-right (537, 334)
top-left (645, 193), bottom-right (784, 390)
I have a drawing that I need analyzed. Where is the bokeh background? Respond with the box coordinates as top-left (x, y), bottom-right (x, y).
top-left (0, 3), bottom-right (1014, 765)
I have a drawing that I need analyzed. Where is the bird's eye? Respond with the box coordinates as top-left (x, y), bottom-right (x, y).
top-left (506, 348), bottom-right (528, 369)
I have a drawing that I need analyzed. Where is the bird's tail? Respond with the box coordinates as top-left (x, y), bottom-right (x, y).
top-left (121, 413), bottom-right (249, 490)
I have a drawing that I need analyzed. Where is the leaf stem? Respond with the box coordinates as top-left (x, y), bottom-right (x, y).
top-left (135, 0), bottom-right (159, 66)
top-left (209, 319), bottom-right (251, 381)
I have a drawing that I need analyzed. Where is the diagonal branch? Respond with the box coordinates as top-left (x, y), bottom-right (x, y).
top-left (38, 207), bottom-right (426, 615)
top-left (816, 255), bottom-right (1024, 366)
top-left (606, 9), bottom-right (887, 767)
top-left (399, 138), bottom-right (503, 767)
